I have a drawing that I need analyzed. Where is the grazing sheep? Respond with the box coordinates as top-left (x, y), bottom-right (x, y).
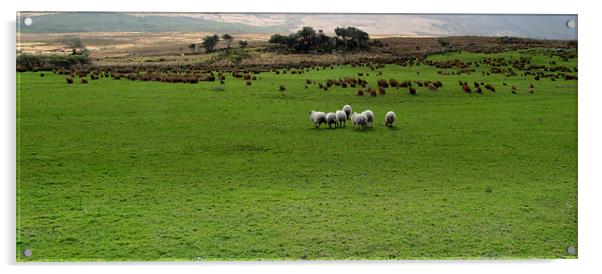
top-left (308, 111), bottom-right (326, 128)
top-left (335, 110), bottom-right (347, 127)
top-left (385, 111), bottom-right (396, 127)
top-left (351, 113), bottom-right (368, 130)
top-left (326, 112), bottom-right (338, 128)
top-left (343, 105), bottom-right (352, 120)
top-left (361, 110), bottom-right (374, 126)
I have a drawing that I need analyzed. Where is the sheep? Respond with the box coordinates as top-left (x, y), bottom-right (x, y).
top-left (343, 105), bottom-right (352, 120)
top-left (326, 112), bottom-right (337, 128)
top-left (335, 110), bottom-right (347, 127)
top-left (351, 112), bottom-right (368, 130)
top-left (308, 111), bottom-right (326, 128)
top-left (385, 111), bottom-right (396, 127)
top-left (361, 110), bottom-right (374, 126)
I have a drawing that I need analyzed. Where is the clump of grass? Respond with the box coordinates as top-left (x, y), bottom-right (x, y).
top-left (485, 84), bottom-right (496, 92)
top-left (389, 79), bottom-right (399, 88)
top-left (369, 88), bottom-right (377, 97)
top-left (462, 84), bottom-right (471, 93)
top-left (377, 79), bottom-right (389, 88)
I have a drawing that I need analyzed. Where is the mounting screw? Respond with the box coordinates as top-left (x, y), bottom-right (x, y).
top-left (22, 249), bottom-right (32, 257)
top-left (566, 20), bottom-right (576, 29)
top-left (567, 246), bottom-right (576, 255)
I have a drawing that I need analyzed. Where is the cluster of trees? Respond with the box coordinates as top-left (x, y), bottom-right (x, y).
top-left (192, 34), bottom-right (249, 54)
top-left (268, 26), bottom-right (370, 53)
top-left (17, 54), bottom-right (91, 71)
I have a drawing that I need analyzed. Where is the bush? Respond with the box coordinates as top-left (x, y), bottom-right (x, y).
top-left (462, 84), bottom-right (471, 93)
top-left (369, 88), bottom-right (377, 97)
top-left (484, 84), bottom-right (496, 92)
top-left (18, 54), bottom-right (92, 72)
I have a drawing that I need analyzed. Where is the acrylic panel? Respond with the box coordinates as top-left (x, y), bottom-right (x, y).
top-left (16, 12), bottom-right (578, 261)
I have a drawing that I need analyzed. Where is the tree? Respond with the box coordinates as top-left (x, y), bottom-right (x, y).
top-left (269, 34), bottom-right (288, 45)
top-left (201, 34), bottom-right (220, 53)
top-left (238, 40), bottom-right (248, 48)
top-left (297, 26), bottom-right (317, 53)
top-left (346, 27), bottom-right (370, 49)
top-left (61, 35), bottom-right (87, 55)
top-left (188, 43), bottom-right (197, 53)
top-left (222, 34), bottom-right (233, 50)
top-left (334, 27), bottom-right (348, 50)
top-left (268, 26), bottom-right (370, 53)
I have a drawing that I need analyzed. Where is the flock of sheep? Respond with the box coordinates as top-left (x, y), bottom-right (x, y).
top-left (309, 105), bottom-right (396, 130)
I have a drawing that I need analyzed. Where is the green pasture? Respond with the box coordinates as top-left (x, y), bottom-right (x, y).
top-left (16, 50), bottom-right (577, 261)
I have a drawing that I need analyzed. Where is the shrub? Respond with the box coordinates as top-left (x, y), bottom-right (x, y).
top-left (389, 79), bottom-right (399, 87)
top-left (484, 84), bottom-right (496, 92)
top-left (369, 88), bottom-right (377, 97)
top-left (17, 54), bottom-right (91, 71)
top-left (462, 84), bottom-right (471, 93)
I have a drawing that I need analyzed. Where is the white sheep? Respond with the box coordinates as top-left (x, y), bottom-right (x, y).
top-left (343, 105), bottom-right (352, 120)
top-left (385, 111), bottom-right (396, 127)
top-left (335, 110), bottom-right (347, 127)
top-left (325, 112), bottom-right (337, 128)
top-left (308, 111), bottom-right (326, 128)
top-left (351, 112), bottom-right (368, 130)
top-left (361, 110), bottom-right (374, 126)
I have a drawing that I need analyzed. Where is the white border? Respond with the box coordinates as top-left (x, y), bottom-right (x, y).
top-left (3, 1), bottom-right (600, 273)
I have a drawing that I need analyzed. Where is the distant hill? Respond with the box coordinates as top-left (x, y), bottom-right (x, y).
top-left (18, 12), bottom-right (288, 33)
top-left (17, 12), bottom-right (577, 41)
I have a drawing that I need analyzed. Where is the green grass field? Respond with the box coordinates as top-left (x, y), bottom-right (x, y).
top-left (16, 50), bottom-right (577, 261)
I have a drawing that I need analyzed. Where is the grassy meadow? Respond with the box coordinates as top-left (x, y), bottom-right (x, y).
top-left (16, 49), bottom-right (577, 261)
